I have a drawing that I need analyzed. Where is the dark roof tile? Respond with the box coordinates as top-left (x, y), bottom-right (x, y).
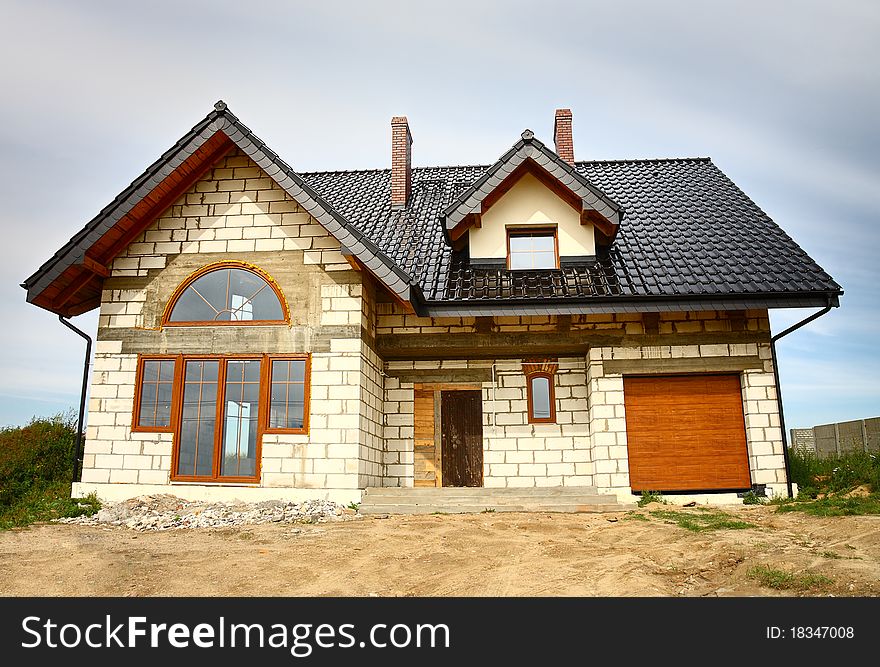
top-left (301, 157), bottom-right (840, 305)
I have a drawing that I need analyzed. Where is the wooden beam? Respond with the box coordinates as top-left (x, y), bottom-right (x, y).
top-left (79, 254), bottom-right (110, 277)
top-left (342, 252), bottom-right (362, 271)
top-left (448, 216), bottom-right (476, 242)
top-left (581, 208), bottom-right (616, 236)
top-left (433, 389), bottom-right (443, 488)
top-left (52, 270), bottom-right (97, 311)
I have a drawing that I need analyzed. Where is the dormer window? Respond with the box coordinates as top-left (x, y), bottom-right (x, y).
top-left (507, 228), bottom-right (559, 270)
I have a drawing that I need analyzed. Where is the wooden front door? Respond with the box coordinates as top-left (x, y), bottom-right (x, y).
top-left (440, 390), bottom-right (483, 487)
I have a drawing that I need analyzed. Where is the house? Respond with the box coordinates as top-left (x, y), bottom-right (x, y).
top-left (22, 103), bottom-right (842, 509)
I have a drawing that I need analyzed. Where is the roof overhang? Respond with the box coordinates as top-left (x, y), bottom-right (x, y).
top-left (22, 102), bottom-right (416, 316)
top-left (413, 292), bottom-right (841, 318)
top-left (440, 130), bottom-right (623, 245)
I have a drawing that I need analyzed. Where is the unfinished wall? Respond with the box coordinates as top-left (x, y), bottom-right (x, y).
top-left (75, 149), bottom-right (377, 502)
top-left (382, 358), bottom-right (592, 489)
top-left (374, 306), bottom-right (788, 498)
top-left (584, 341), bottom-right (786, 499)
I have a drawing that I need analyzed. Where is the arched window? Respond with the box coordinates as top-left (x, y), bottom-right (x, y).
top-left (163, 262), bottom-right (289, 325)
top-left (526, 371), bottom-right (556, 424)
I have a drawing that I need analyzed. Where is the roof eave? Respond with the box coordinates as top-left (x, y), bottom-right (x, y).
top-left (419, 291), bottom-right (842, 317)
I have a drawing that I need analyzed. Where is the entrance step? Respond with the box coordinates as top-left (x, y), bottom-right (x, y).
top-left (359, 486), bottom-right (636, 515)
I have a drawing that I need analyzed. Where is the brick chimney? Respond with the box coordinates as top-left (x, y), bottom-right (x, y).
top-left (391, 116), bottom-right (413, 209)
top-left (553, 109), bottom-right (574, 164)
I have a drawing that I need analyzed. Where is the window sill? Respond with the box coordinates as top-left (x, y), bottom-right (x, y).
top-left (170, 480), bottom-right (261, 487)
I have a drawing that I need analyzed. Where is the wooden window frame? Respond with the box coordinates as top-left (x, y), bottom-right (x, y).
top-left (161, 261), bottom-right (291, 327)
top-left (155, 353), bottom-right (313, 484)
top-left (264, 354), bottom-right (312, 435)
top-left (131, 355), bottom-right (180, 433)
top-left (506, 227), bottom-right (560, 271)
top-left (170, 354), bottom-right (265, 484)
top-left (526, 371), bottom-right (557, 424)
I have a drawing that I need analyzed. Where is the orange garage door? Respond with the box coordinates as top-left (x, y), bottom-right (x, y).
top-left (624, 375), bottom-right (751, 492)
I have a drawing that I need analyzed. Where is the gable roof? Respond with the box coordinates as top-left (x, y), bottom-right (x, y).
top-left (302, 158), bottom-right (841, 314)
top-left (440, 129), bottom-right (622, 241)
top-left (22, 102), bottom-right (414, 316)
top-left (23, 104), bottom-right (842, 318)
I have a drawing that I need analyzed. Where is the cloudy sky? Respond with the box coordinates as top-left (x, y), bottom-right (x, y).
top-left (0, 0), bottom-right (877, 430)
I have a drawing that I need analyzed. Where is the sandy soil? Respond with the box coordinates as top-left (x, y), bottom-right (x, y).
top-left (0, 505), bottom-right (877, 597)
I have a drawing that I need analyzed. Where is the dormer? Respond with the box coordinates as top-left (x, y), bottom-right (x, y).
top-left (441, 111), bottom-right (622, 269)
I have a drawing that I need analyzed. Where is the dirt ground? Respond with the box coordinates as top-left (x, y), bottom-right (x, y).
top-left (1, 505), bottom-right (877, 597)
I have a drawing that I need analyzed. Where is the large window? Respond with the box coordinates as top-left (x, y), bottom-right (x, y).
top-left (163, 262), bottom-right (288, 325)
top-left (133, 354), bottom-right (311, 483)
top-left (507, 228), bottom-right (559, 270)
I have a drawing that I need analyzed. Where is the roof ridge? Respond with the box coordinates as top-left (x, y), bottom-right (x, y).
top-left (575, 156), bottom-right (712, 165)
top-left (299, 157), bottom-right (712, 176)
top-left (301, 167), bottom-right (390, 176)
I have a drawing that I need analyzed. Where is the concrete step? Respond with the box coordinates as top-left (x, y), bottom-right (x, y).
top-left (363, 486), bottom-right (600, 497)
top-left (363, 494), bottom-right (618, 506)
top-left (358, 486), bottom-right (635, 515)
top-left (360, 502), bottom-right (637, 515)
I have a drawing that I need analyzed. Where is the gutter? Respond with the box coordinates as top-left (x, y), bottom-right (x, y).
top-left (58, 316), bottom-right (92, 485)
top-left (770, 301), bottom-right (835, 498)
top-left (417, 291), bottom-right (841, 317)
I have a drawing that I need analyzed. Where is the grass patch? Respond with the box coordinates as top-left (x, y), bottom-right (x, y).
top-left (774, 493), bottom-right (880, 517)
top-left (789, 449), bottom-right (879, 495)
top-left (774, 449), bottom-right (880, 517)
top-left (741, 490), bottom-right (766, 505)
top-left (622, 512), bottom-right (649, 521)
top-left (747, 565), bottom-right (833, 592)
top-left (649, 509), bottom-right (755, 533)
top-left (637, 491), bottom-right (665, 507)
top-left (0, 482), bottom-right (99, 531)
top-left (0, 413), bottom-right (101, 531)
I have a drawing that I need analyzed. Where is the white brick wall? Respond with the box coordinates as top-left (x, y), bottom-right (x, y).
top-left (80, 149), bottom-right (370, 494)
top-left (99, 150), bottom-right (348, 331)
top-left (381, 358), bottom-right (593, 489)
top-left (585, 341), bottom-right (786, 499)
top-left (483, 358), bottom-right (591, 488)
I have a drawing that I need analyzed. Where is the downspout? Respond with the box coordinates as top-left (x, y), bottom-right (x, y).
top-left (770, 302), bottom-right (834, 498)
top-left (58, 315), bottom-right (92, 486)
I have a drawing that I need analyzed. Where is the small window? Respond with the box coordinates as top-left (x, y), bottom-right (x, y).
top-left (266, 358), bottom-right (310, 433)
top-left (164, 263), bottom-right (288, 325)
top-left (527, 372), bottom-right (556, 423)
top-left (507, 229), bottom-right (558, 270)
top-left (133, 357), bottom-right (177, 431)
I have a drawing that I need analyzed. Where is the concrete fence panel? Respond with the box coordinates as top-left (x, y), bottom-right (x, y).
top-left (813, 424), bottom-right (838, 457)
top-left (865, 417), bottom-right (880, 453)
top-left (804, 417), bottom-right (880, 458)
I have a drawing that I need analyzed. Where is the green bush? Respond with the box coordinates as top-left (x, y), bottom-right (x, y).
top-left (788, 449), bottom-right (880, 494)
top-left (0, 412), bottom-right (100, 530)
top-left (0, 412), bottom-right (77, 505)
